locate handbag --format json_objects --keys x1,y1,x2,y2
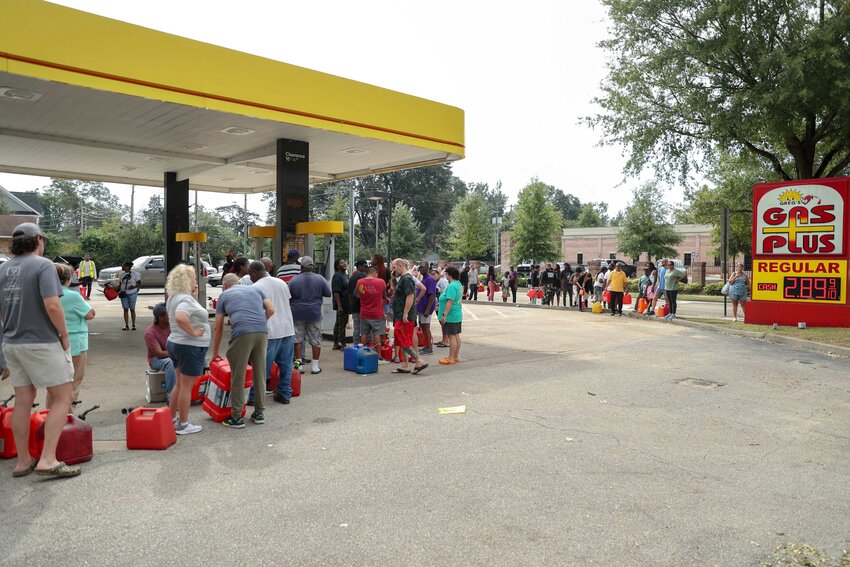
[
  {"x1": 721, "y1": 282, "x2": 729, "y2": 295},
  {"x1": 118, "y1": 290, "x2": 127, "y2": 298}
]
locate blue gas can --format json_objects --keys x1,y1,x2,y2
[
  {"x1": 355, "y1": 347, "x2": 379, "y2": 375},
  {"x1": 343, "y1": 345, "x2": 364, "y2": 372}
]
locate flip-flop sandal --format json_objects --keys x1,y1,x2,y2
[
  {"x1": 12, "y1": 461, "x2": 37, "y2": 478},
  {"x1": 391, "y1": 369, "x2": 411, "y2": 374},
  {"x1": 412, "y1": 363, "x2": 429, "y2": 375},
  {"x1": 35, "y1": 462, "x2": 81, "y2": 478},
  {"x1": 436, "y1": 343, "x2": 449, "y2": 348},
  {"x1": 438, "y1": 358, "x2": 456, "y2": 365}
]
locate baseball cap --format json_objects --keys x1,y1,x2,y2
[
  {"x1": 300, "y1": 256, "x2": 314, "y2": 267},
  {"x1": 355, "y1": 258, "x2": 368, "y2": 268},
  {"x1": 287, "y1": 249, "x2": 301, "y2": 260},
  {"x1": 12, "y1": 222, "x2": 44, "y2": 238},
  {"x1": 152, "y1": 302, "x2": 167, "y2": 322}
]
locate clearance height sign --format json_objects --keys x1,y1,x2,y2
[{"x1": 749, "y1": 177, "x2": 850, "y2": 326}]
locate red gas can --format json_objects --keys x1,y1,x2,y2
[
  {"x1": 269, "y1": 364, "x2": 301, "y2": 397},
  {"x1": 415, "y1": 327, "x2": 426, "y2": 347},
  {"x1": 203, "y1": 360, "x2": 253, "y2": 422},
  {"x1": 291, "y1": 368, "x2": 301, "y2": 397},
  {"x1": 0, "y1": 404, "x2": 16, "y2": 459},
  {"x1": 126, "y1": 407, "x2": 176, "y2": 450},
  {"x1": 380, "y1": 339, "x2": 392, "y2": 362},
  {"x1": 191, "y1": 373, "x2": 210, "y2": 403},
  {"x1": 32, "y1": 412, "x2": 93, "y2": 465},
  {"x1": 209, "y1": 358, "x2": 253, "y2": 385},
  {"x1": 656, "y1": 304, "x2": 670, "y2": 317},
  {"x1": 28, "y1": 409, "x2": 50, "y2": 459}
]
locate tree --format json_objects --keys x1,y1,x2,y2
[
  {"x1": 550, "y1": 188, "x2": 582, "y2": 223},
  {"x1": 576, "y1": 202, "x2": 609, "y2": 227},
  {"x1": 37, "y1": 179, "x2": 125, "y2": 239},
  {"x1": 384, "y1": 202, "x2": 424, "y2": 259},
  {"x1": 617, "y1": 182, "x2": 682, "y2": 262},
  {"x1": 511, "y1": 180, "x2": 562, "y2": 263},
  {"x1": 444, "y1": 191, "x2": 493, "y2": 260},
  {"x1": 139, "y1": 195, "x2": 163, "y2": 227},
  {"x1": 679, "y1": 153, "x2": 777, "y2": 257},
  {"x1": 589, "y1": 1, "x2": 850, "y2": 181}
]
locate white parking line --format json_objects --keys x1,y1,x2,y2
[
  {"x1": 462, "y1": 306, "x2": 479, "y2": 320},
  {"x1": 486, "y1": 306, "x2": 509, "y2": 318}
]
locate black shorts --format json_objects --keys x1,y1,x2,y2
[{"x1": 443, "y1": 321, "x2": 462, "y2": 335}]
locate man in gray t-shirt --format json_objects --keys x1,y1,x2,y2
[
  {"x1": 0, "y1": 222, "x2": 79, "y2": 478},
  {"x1": 288, "y1": 256, "x2": 332, "y2": 374},
  {"x1": 211, "y1": 273, "x2": 274, "y2": 428}
]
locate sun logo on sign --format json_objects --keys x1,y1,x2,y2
[{"x1": 778, "y1": 190, "x2": 803, "y2": 205}]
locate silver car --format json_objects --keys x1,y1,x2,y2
[{"x1": 98, "y1": 255, "x2": 210, "y2": 289}]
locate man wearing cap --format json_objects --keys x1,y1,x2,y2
[
  {"x1": 288, "y1": 256, "x2": 332, "y2": 374},
  {"x1": 276, "y1": 249, "x2": 302, "y2": 283},
  {"x1": 347, "y1": 259, "x2": 369, "y2": 344},
  {"x1": 145, "y1": 302, "x2": 177, "y2": 401},
  {"x1": 0, "y1": 223, "x2": 80, "y2": 478}
]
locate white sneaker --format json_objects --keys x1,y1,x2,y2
[{"x1": 175, "y1": 422, "x2": 202, "y2": 435}]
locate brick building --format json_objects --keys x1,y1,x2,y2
[{"x1": 501, "y1": 223, "x2": 723, "y2": 267}]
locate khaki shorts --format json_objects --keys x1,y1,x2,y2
[
  {"x1": 3, "y1": 342, "x2": 74, "y2": 389},
  {"x1": 294, "y1": 320, "x2": 323, "y2": 347}
]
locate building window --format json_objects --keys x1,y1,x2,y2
[
  {"x1": 684, "y1": 253, "x2": 692, "y2": 266},
  {"x1": 577, "y1": 253, "x2": 583, "y2": 265},
  {"x1": 609, "y1": 252, "x2": 617, "y2": 260}
]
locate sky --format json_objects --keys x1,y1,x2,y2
[{"x1": 0, "y1": 0, "x2": 666, "y2": 218}]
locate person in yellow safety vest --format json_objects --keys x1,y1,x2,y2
[{"x1": 79, "y1": 254, "x2": 96, "y2": 301}]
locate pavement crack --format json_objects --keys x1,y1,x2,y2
[{"x1": 468, "y1": 409, "x2": 623, "y2": 446}]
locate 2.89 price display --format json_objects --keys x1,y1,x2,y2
[{"x1": 783, "y1": 277, "x2": 841, "y2": 301}]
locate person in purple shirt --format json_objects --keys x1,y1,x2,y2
[
  {"x1": 288, "y1": 256, "x2": 332, "y2": 374},
  {"x1": 416, "y1": 263, "x2": 437, "y2": 354},
  {"x1": 509, "y1": 266, "x2": 518, "y2": 303}
]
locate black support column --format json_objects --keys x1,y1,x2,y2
[
  {"x1": 274, "y1": 138, "x2": 310, "y2": 266},
  {"x1": 163, "y1": 172, "x2": 190, "y2": 275}
]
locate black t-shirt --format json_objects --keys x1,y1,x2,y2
[
  {"x1": 348, "y1": 271, "x2": 368, "y2": 313},
  {"x1": 541, "y1": 270, "x2": 555, "y2": 286},
  {"x1": 332, "y1": 271, "x2": 350, "y2": 312},
  {"x1": 530, "y1": 271, "x2": 540, "y2": 287},
  {"x1": 459, "y1": 270, "x2": 469, "y2": 286}
]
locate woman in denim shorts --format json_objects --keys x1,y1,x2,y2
[
  {"x1": 727, "y1": 264, "x2": 750, "y2": 322},
  {"x1": 165, "y1": 264, "x2": 210, "y2": 435}
]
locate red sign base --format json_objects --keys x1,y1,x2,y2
[{"x1": 746, "y1": 301, "x2": 850, "y2": 328}]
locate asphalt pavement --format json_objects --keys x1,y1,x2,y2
[{"x1": 1, "y1": 292, "x2": 848, "y2": 566}]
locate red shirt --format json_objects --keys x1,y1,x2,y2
[
  {"x1": 357, "y1": 277, "x2": 387, "y2": 319},
  {"x1": 145, "y1": 323, "x2": 170, "y2": 365}
]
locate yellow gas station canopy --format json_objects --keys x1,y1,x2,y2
[{"x1": 0, "y1": 0, "x2": 464, "y2": 193}]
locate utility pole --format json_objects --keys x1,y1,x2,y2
[
  {"x1": 349, "y1": 185, "x2": 355, "y2": 271},
  {"x1": 193, "y1": 190, "x2": 198, "y2": 231},
  {"x1": 130, "y1": 184, "x2": 135, "y2": 224},
  {"x1": 243, "y1": 193, "x2": 248, "y2": 256},
  {"x1": 721, "y1": 206, "x2": 728, "y2": 318}
]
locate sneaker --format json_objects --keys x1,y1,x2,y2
[
  {"x1": 378, "y1": 359, "x2": 390, "y2": 365},
  {"x1": 222, "y1": 416, "x2": 245, "y2": 429},
  {"x1": 669, "y1": 314, "x2": 676, "y2": 320},
  {"x1": 172, "y1": 415, "x2": 179, "y2": 427},
  {"x1": 250, "y1": 411, "x2": 265, "y2": 424},
  {"x1": 273, "y1": 394, "x2": 291, "y2": 404},
  {"x1": 420, "y1": 347, "x2": 433, "y2": 355},
  {"x1": 311, "y1": 367, "x2": 322, "y2": 375},
  {"x1": 265, "y1": 387, "x2": 273, "y2": 395},
  {"x1": 175, "y1": 422, "x2": 202, "y2": 435},
  {"x1": 301, "y1": 358, "x2": 312, "y2": 365}
]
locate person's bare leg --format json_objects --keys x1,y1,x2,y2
[
  {"x1": 72, "y1": 352, "x2": 86, "y2": 401},
  {"x1": 311, "y1": 345, "x2": 321, "y2": 363},
  {"x1": 130, "y1": 309, "x2": 137, "y2": 327},
  {"x1": 177, "y1": 375, "x2": 193, "y2": 423},
  {"x1": 731, "y1": 300, "x2": 739, "y2": 320},
  {"x1": 11, "y1": 385, "x2": 36, "y2": 474},
  {"x1": 37, "y1": 382, "x2": 74, "y2": 470},
  {"x1": 449, "y1": 334, "x2": 460, "y2": 361},
  {"x1": 294, "y1": 342, "x2": 302, "y2": 361},
  {"x1": 168, "y1": 367, "x2": 184, "y2": 419},
  {"x1": 123, "y1": 309, "x2": 129, "y2": 327},
  {"x1": 422, "y1": 326, "x2": 433, "y2": 349}
]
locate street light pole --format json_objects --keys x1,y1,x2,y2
[{"x1": 492, "y1": 216, "x2": 502, "y2": 267}]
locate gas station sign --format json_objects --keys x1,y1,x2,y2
[{"x1": 748, "y1": 177, "x2": 850, "y2": 326}]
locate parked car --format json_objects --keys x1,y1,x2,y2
[
  {"x1": 98, "y1": 255, "x2": 209, "y2": 289},
  {"x1": 207, "y1": 270, "x2": 223, "y2": 287},
  {"x1": 0, "y1": 256, "x2": 8, "y2": 266}
]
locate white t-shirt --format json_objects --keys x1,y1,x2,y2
[
  {"x1": 595, "y1": 272, "x2": 606, "y2": 287},
  {"x1": 239, "y1": 274, "x2": 253, "y2": 286},
  {"x1": 166, "y1": 292, "x2": 211, "y2": 347},
  {"x1": 119, "y1": 270, "x2": 142, "y2": 295},
  {"x1": 251, "y1": 274, "x2": 294, "y2": 339},
  {"x1": 436, "y1": 276, "x2": 449, "y2": 294}
]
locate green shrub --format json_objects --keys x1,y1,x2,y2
[
  {"x1": 703, "y1": 282, "x2": 724, "y2": 296},
  {"x1": 517, "y1": 274, "x2": 528, "y2": 288},
  {"x1": 627, "y1": 278, "x2": 640, "y2": 293},
  {"x1": 678, "y1": 282, "x2": 703, "y2": 294}
]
